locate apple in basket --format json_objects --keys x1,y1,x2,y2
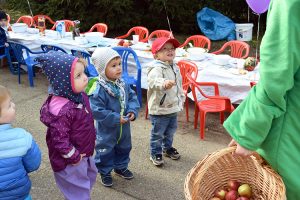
[
  {"x1": 210, "y1": 198, "x2": 222, "y2": 200},
  {"x1": 214, "y1": 188, "x2": 227, "y2": 199},
  {"x1": 238, "y1": 184, "x2": 252, "y2": 198},
  {"x1": 225, "y1": 190, "x2": 239, "y2": 200},
  {"x1": 228, "y1": 180, "x2": 240, "y2": 191},
  {"x1": 244, "y1": 57, "x2": 258, "y2": 71}
]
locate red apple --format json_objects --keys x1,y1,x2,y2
[
  {"x1": 215, "y1": 189, "x2": 227, "y2": 200},
  {"x1": 227, "y1": 180, "x2": 240, "y2": 191},
  {"x1": 225, "y1": 190, "x2": 239, "y2": 200},
  {"x1": 236, "y1": 197, "x2": 249, "y2": 200},
  {"x1": 238, "y1": 184, "x2": 252, "y2": 198},
  {"x1": 123, "y1": 42, "x2": 130, "y2": 47},
  {"x1": 118, "y1": 40, "x2": 124, "y2": 46}
]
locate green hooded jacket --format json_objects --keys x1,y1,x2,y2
[{"x1": 223, "y1": 0, "x2": 300, "y2": 199}]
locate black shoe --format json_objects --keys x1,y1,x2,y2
[
  {"x1": 100, "y1": 173, "x2": 113, "y2": 187},
  {"x1": 150, "y1": 154, "x2": 164, "y2": 166},
  {"x1": 114, "y1": 168, "x2": 134, "y2": 180},
  {"x1": 163, "y1": 147, "x2": 180, "y2": 160}
]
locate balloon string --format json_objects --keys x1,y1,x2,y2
[
  {"x1": 27, "y1": 0, "x2": 34, "y2": 17},
  {"x1": 255, "y1": 14, "x2": 260, "y2": 65},
  {"x1": 248, "y1": 7, "x2": 250, "y2": 22},
  {"x1": 163, "y1": 0, "x2": 173, "y2": 37}
]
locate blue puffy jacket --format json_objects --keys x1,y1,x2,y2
[{"x1": 0, "y1": 124, "x2": 41, "y2": 200}]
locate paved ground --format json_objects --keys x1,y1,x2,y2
[{"x1": 0, "y1": 67, "x2": 232, "y2": 200}]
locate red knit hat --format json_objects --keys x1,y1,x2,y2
[{"x1": 151, "y1": 37, "x2": 180, "y2": 54}]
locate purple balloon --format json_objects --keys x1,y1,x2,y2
[{"x1": 246, "y1": 0, "x2": 271, "y2": 14}]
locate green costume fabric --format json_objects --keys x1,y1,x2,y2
[{"x1": 223, "y1": 0, "x2": 300, "y2": 199}]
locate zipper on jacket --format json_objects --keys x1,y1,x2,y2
[
  {"x1": 77, "y1": 103, "x2": 89, "y2": 113},
  {"x1": 160, "y1": 93, "x2": 167, "y2": 105}
]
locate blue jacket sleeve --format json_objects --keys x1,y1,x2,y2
[
  {"x1": 89, "y1": 86, "x2": 121, "y2": 127},
  {"x1": 22, "y1": 139, "x2": 41, "y2": 173},
  {"x1": 125, "y1": 85, "x2": 140, "y2": 120}
]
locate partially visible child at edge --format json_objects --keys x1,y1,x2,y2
[
  {"x1": 225, "y1": 0, "x2": 300, "y2": 199},
  {"x1": 147, "y1": 37, "x2": 185, "y2": 166},
  {"x1": 37, "y1": 52, "x2": 97, "y2": 200},
  {"x1": 0, "y1": 11, "x2": 9, "y2": 55},
  {"x1": 0, "y1": 85, "x2": 41, "y2": 200},
  {"x1": 86, "y1": 47, "x2": 140, "y2": 187}
]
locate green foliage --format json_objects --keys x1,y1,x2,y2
[{"x1": 5, "y1": 0, "x2": 266, "y2": 36}]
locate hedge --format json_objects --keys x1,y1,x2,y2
[{"x1": 5, "y1": 0, "x2": 266, "y2": 36}]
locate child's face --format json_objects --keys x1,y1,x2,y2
[
  {"x1": 105, "y1": 57, "x2": 122, "y2": 81},
  {"x1": 0, "y1": 96, "x2": 16, "y2": 124},
  {"x1": 73, "y1": 62, "x2": 88, "y2": 93},
  {"x1": 0, "y1": 19, "x2": 7, "y2": 27},
  {"x1": 155, "y1": 42, "x2": 176, "y2": 62}
]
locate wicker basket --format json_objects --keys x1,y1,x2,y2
[{"x1": 184, "y1": 147, "x2": 286, "y2": 200}]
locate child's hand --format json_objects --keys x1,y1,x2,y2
[
  {"x1": 228, "y1": 139, "x2": 253, "y2": 157},
  {"x1": 163, "y1": 80, "x2": 176, "y2": 90},
  {"x1": 126, "y1": 112, "x2": 135, "y2": 121},
  {"x1": 4, "y1": 43, "x2": 9, "y2": 47},
  {"x1": 120, "y1": 116, "x2": 129, "y2": 124},
  {"x1": 72, "y1": 153, "x2": 86, "y2": 166}
]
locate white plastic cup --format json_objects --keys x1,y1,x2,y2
[{"x1": 132, "y1": 34, "x2": 139, "y2": 44}]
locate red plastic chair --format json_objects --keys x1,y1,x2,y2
[
  {"x1": 16, "y1": 16, "x2": 34, "y2": 27},
  {"x1": 33, "y1": 15, "x2": 55, "y2": 28},
  {"x1": 250, "y1": 82, "x2": 257, "y2": 88},
  {"x1": 186, "y1": 73, "x2": 235, "y2": 140},
  {"x1": 148, "y1": 30, "x2": 173, "y2": 40},
  {"x1": 179, "y1": 35, "x2": 211, "y2": 50},
  {"x1": 7, "y1": 14, "x2": 11, "y2": 31},
  {"x1": 116, "y1": 26, "x2": 149, "y2": 42},
  {"x1": 7, "y1": 14, "x2": 10, "y2": 24},
  {"x1": 87, "y1": 23, "x2": 108, "y2": 36},
  {"x1": 51, "y1": 20, "x2": 75, "y2": 32},
  {"x1": 212, "y1": 40, "x2": 250, "y2": 59},
  {"x1": 177, "y1": 60, "x2": 199, "y2": 122}
]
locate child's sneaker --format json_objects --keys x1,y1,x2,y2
[
  {"x1": 100, "y1": 173, "x2": 113, "y2": 187},
  {"x1": 150, "y1": 154, "x2": 164, "y2": 166},
  {"x1": 114, "y1": 168, "x2": 134, "y2": 180},
  {"x1": 163, "y1": 147, "x2": 180, "y2": 160}
]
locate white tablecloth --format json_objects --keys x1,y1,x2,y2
[
  {"x1": 8, "y1": 30, "x2": 120, "y2": 52},
  {"x1": 127, "y1": 50, "x2": 259, "y2": 104},
  {"x1": 8, "y1": 31, "x2": 259, "y2": 104}
]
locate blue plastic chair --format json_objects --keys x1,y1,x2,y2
[
  {"x1": 0, "y1": 45, "x2": 14, "y2": 74},
  {"x1": 41, "y1": 44, "x2": 67, "y2": 53},
  {"x1": 9, "y1": 42, "x2": 44, "y2": 87},
  {"x1": 71, "y1": 49, "x2": 98, "y2": 77},
  {"x1": 112, "y1": 47, "x2": 142, "y2": 106}
]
